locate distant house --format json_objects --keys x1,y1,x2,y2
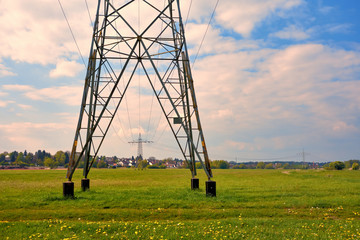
[{"x1": 165, "y1": 163, "x2": 176, "y2": 168}]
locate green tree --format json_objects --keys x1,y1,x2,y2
[
  {"x1": 96, "y1": 159, "x2": 107, "y2": 168},
  {"x1": 195, "y1": 162, "x2": 202, "y2": 169},
  {"x1": 265, "y1": 163, "x2": 274, "y2": 169},
  {"x1": 64, "y1": 151, "x2": 70, "y2": 164},
  {"x1": 10, "y1": 151, "x2": 18, "y2": 162},
  {"x1": 233, "y1": 164, "x2": 246, "y2": 169},
  {"x1": 36, "y1": 158, "x2": 44, "y2": 166},
  {"x1": 329, "y1": 161, "x2": 345, "y2": 170},
  {"x1": 239, "y1": 163, "x2": 247, "y2": 169},
  {"x1": 352, "y1": 162, "x2": 359, "y2": 170},
  {"x1": 14, "y1": 152, "x2": 27, "y2": 167},
  {"x1": 219, "y1": 160, "x2": 230, "y2": 169},
  {"x1": 211, "y1": 161, "x2": 218, "y2": 169},
  {"x1": 257, "y1": 162, "x2": 265, "y2": 169},
  {"x1": 211, "y1": 160, "x2": 229, "y2": 169},
  {"x1": 24, "y1": 153, "x2": 34, "y2": 165},
  {"x1": 345, "y1": 160, "x2": 360, "y2": 169},
  {"x1": 0, "y1": 153, "x2": 5, "y2": 162},
  {"x1": 140, "y1": 159, "x2": 148, "y2": 169},
  {"x1": 54, "y1": 151, "x2": 66, "y2": 166},
  {"x1": 283, "y1": 163, "x2": 290, "y2": 169},
  {"x1": 44, "y1": 157, "x2": 58, "y2": 169},
  {"x1": 16, "y1": 152, "x2": 25, "y2": 162},
  {"x1": 136, "y1": 160, "x2": 148, "y2": 170}
]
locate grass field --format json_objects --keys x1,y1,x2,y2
[{"x1": 1, "y1": 168, "x2": 360, "y2": 239}]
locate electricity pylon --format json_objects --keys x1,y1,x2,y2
[
  {"x1": 63, "y1": 0, "x2": 215, "y2": 197},
  {"x1": 128, "y1": 133, "x2": 152, "y2": 160}
]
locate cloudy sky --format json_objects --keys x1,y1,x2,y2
[{"x1": 0, "y1": 0, "x2": 359, "y2": 162}]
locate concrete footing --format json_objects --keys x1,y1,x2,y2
[
  {"x1": 63, "y1": 181, "x2": 74, "y2": 198},
  {"x1": 206, "y1": 180, "x2": 216, "y2": 197},
  {"x1": 191, "y1": 178, "x2": 199, "y2": 190},
  {"x1": 81, "y1": 178, "x2": 90, "y2": 191}
]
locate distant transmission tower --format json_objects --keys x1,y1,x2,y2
[
  {"x1": 63, "y1": 0, "x2": 215, "y2": 197},
  {"x1": 129, "y1": 133, "x2": 152, "y2": 160},
  {"x1": 297, "y1": 148, "x2": 310, "y2": 168}
]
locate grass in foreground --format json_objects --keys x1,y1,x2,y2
[{"x1": 1, "y1": 168, "x2": 360, "y2": 239}]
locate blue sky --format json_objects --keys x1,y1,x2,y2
[{"x1": 0, "y1": 0, "x2": 359, "y2": 162}]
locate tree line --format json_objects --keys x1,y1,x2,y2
[
  {"x1": 230, "y1": 160, "x2": 360, "y2": 170},
  {"x1": 0, "y1": 150, "x2": 108, "y2": 169},
  {"x1": 1, "y1": 150, "x2": 358, "y2": 170}
]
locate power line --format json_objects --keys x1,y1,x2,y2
[
  {"x1": 84, "y1": 0, "x2": 93, "y2": 26},
  {"x1": 111, "y1": 0, "x2": 135, "y2": 142},
  {"x1": 138, "y1": 0, "x2": 141, "y2": 137},
  {"x1": 184, "y1": 0, "x2": 193, "y2": 26},
  {"x1": 57, "y1": 0, "x2": 87, "y2": 67},
  {"x1": 145, "y1": 0, "x2": 167, "y2": 142},
  {"x1": 297, "y1": 148, "x2": 310, "y2": 162},
  {"x1": 192, "y1": 0, "x2": 220, "y2": 67}
]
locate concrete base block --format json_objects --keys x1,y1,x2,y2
[
  {"x1": 81, "y1": 178, "x2": 90, "y2": 191},
  {"x1": 206, "y1": 180, "x2": 216, "y2": 197},
  {"x1": 63, "y1": 181, "x2": 74, "y2": 198},
  {"x1": 191, "y1": 178, "x2": 199, "y2": 190}
]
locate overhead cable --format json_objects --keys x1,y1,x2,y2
[
  {"x1": 145, "y1": 0, "x2": 167, "y2": 141},
  {"x1": 84, "y1": 0, "x2": 93, "y2": 26},
  {"x1": 192, "y1": 0, "x2": 220, "y2": 67},
  {"x1": 184, "y1": 0, "x2": 193, "y2": 26},
  {"x1": 57, "y1": 0, "x2": 87, "y2": 67}
]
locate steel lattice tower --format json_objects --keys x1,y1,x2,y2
[
  {"x1": 128, "y1": 133, "x2": 152, "y2": 160},
  {"x1": 63, "y1": 0, "x2": 215, "y2": 197}
]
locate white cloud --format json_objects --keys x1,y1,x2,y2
[
  {"x1": 2, "y1": 84, "x2": 34, "y2": 91},
  {"x1": 0, "y1": 121, "x2": 76, "y2": 153},
  {"x1": 0, "y1": 122, "x2": 70, "y2": 132},
  {"x1": 17, "y1": 104, "x2": 33, "y2": 110},
  {"x1": 0, "y1": 62, "x2": 16, "y2": 77},
  {"x1": 319, "y1": 6, "x2": 333, "y2": 14},
  {"x1": 272, "y1": 25, "x2": 310, "y2": 40},
  {"x1": 49, "y1": 59, "x2": 84, "y2": 78},
  {"x1": 0, "y1": 0, "x2": 94, "y2": 65},
  {"x1": 24, "y1": 85, "x2": 83, "y2": 106},
  {"x1": 185, "y1": 23, "x2": 261, "y2": 57},
  {"x1": 192, "y1": 43, "x2": 360, "y2": 155},
  {"x1": 2, "y1": 84, "x2": 84, "y2": 107},
  {"x1": 0, "y1": 100, "x2": 8, "y2": 107},
  {"x1": 214, "y1": 0, "x2": 304, "y2": 37},
  {"x1": 324, "y1": 24, "x2": 352, "y2": 34}
]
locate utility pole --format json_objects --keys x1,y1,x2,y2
[
  {"x1": 128, "y1": 133, "x2": 152, "y2": 161},
  {"x1": 63, "y1": 0, "x2": 215, "y2": 197},
  {"x1": 297, "y1": 148, "x2": 310, "y2": 169}
]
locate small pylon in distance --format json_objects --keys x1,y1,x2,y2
[{"x1": 129, "y1": 133, "x2": 153, "y2": 161}]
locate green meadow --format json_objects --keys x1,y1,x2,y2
[{"x1": 1, "y1": 168, "x2": 360, "y2": 239}]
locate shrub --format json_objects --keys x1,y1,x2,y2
[
  {"x1": 283, "y1": 163, "x2": 291, "y2": 169},
  {"x1": 352, "y1": 162, "x2": 359, "y2": 170},
  {"x1": 265, "y1": 163, "x2": 274, "y2": 169},
  {"x1": 256, "y1": 162, "x2": 265, "y2": 169},
  {"x1": 211, "y1": 160, "x2": 230, "y2": 169},
  {"x1": 233, "y1": 164, "x2": 247, "y2": 169},
  {"x1": 329, "y1": 161, "x2": 345, "y2": 170}
]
